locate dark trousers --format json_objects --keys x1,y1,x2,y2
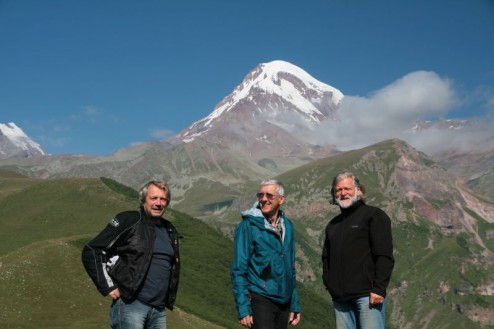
[{"x1": 251, "y1": 292, "x2": 290, "y2": 329}]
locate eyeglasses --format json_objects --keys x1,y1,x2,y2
[{"x1": 256, "y1": 192, "x2": 280, "y2": 200}]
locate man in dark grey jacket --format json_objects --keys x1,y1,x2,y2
[
  {"x1": 322, "y1": 172, "x2": 394, "y2": 329},
  {"x1": 82, "y1": 180, "x2": 180, "y2": 329}
]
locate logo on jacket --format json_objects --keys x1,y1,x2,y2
[{"x1": 109, "y1": 218, "x2": 120, "y2": 227}]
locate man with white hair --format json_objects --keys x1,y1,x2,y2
[
  {"x1": 231, "y1": 179, "x2": 301, "y2": 329},
  {"x1": 322, "y1": 171, "x2": 394, "y2": 329}
]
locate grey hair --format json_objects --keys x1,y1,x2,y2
[
  {"x1": 260, "y1": 179, "x2": 285, "y2": 196},
  {"x1": 139, "y1": 180, "x2": 171, "y2": 206},
  {"x1": 330, "y1": 171, "x2": 365, "y2": 204}
]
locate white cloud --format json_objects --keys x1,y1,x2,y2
[
  {"x1": 370, "y1": 71, "x2": 455, "y2": 117},
  {"x1": 405, "y1": 123, "x2": 494, "y2": 154},
  {"x1": 312, "y1": 71, "x2": 493, "y2": 155}
]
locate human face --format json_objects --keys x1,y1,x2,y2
[
  {"x1": 334, "y1": 177, "x2": 361, "y2": 209},
  {"x1": 143, "y1": 184, "x2": 169, "y2": 218},
  {"x1": 257, "y1": 184, "x2": 285, "y2": 220}
]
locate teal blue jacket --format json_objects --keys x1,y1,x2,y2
[{"x1": 230, "y1": 203, "x2": 301, "y2": 319}]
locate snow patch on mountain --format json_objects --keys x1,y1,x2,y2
[
  {"x1": 411, "y1": 119, "x2": 471, "y2": 132},
  {"x1": 181, "y1": 60, "x2": 343, "y2": 143},
  {"x1": 0, "y1": 122, "x2": 45, "y2": 157}
]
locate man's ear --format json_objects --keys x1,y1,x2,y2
[{"x1": 279, "y1": 195, "x2": 286, "y2": 205}]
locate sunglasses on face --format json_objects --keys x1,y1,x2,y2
[{"x1": 256, "y1": 192, "x2": 280, "y2": 200}]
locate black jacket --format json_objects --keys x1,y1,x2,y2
[
  {"x1": 81, "y1": 208, "x2": 180, "y2": 310},
  {"x1": 322, "y1": 201, "x2": 394, "y2": 302}
]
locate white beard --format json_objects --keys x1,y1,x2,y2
[{"x1": 336, "y1": 193, "x2": 359, "y2": 209}]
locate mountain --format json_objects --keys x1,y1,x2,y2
[
  {"x1": 434, "y1": 147, "x2": 494, "y2": 203},
  {"x1": 0, "y1": 122, "x2": 45, "y2": 159},
  {"x1": 430, "y1": 131, "x2": 494, "y2": 202},
  {"x1": 411, "y1": 118, "x2": 476, "y2": 132},
  {"x1": 172, "y1": 60, "x2": 342, "y2": 160}
]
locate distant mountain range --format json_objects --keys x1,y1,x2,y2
[{"x1": 1, "y1": 60, "x2": 492, "y2": 202}]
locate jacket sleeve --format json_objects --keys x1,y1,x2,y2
[
  {"x1": 230, "y1": 220, "x2": 253, "y2": 319},
  {"x1": 370, "y1": 207, "x2": 395, "y2": 298},
  {"x1": 288, "y1": 224, "x2": 301, "y2": 313},
  {"x1": 165, "y1": 220, "x2": 181, "y2": 310},
  {"x1": 81, "y1": 216, "x2": 126, "y2": 296},
  {"x1": 321, "y1": 231, "x2": 329, "y2": 290}
]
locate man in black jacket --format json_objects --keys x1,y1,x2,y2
[
  {"x1": 322, "y1": 172, "x2": 394, "y2": 329},
  {"x1": 82, "y1": 180, "x2": 180, "y2": 329}
]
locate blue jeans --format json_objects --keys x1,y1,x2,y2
[
  {"x1": 333, "y1": 296, "x2": 386, "y2": 329},
  {"x1": 110, "y1": 299, "x2": 166, "y2": 329}
]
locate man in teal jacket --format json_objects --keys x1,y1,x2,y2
[{"x1": 231, "y1": 179, "x2": 301, "y2": 329}]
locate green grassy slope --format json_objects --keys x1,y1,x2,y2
[
  {"x1": 386, "y1": 220, "x2": 484, "y2": 328},
  {"x1": 0, "y1": 177, "x2": 135, "y2": 257},
  {"x1": 0, "y1": 237, "x2": 226, "y2": 329},
  {"x1": 0, "y1": 169, "x2": 42, "y2": 199}
]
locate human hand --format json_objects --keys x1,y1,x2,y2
[
  {"x1": 370, "y1": 292, "x2": 384, "y2": 305},
  {"x1": 289, "y1": 312, "x2": 301, "y2": 326},
  {"x1": 239, "y1": 314, "x2": 253, "y2": 328},
  {"x1": 108, "y1": 288, "x2": 120, "y2": 300}
]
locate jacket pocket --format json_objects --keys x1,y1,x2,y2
[{"x1": 261, "y1": 264, "x2": 271, "y2": 279}]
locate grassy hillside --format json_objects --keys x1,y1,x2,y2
[
  {"x1": 387, "y1": 220, "x2": 485, "y2": 328},
  {"x1": 0, "y1": 174, "x2": 334, "y2": 328},
  {"x1": 0, "y1": 176, "x2": 135, "y2": 256}
]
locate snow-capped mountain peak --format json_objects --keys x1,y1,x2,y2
[
  {"x1": 180, "y1": 60, "x2": 343, "y2": 143},
  {"x1": 0, "y1": 122, "x2": 45, "y2": 158}
]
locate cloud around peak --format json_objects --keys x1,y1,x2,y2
[{"x1": 313, "y1": 70, "x2": 493, "y2": 155}]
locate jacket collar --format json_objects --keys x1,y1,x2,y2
[
  {"x1": 139, "y1": 207, "x2": 165, "y2": 226},
  {"x1": 241, "y1": 202, "x2": 285, "y2": 230},
  {"x1": 340, "y1": 199, "x2": 365, "y2": 214}
]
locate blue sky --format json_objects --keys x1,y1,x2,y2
[{"x1": 1, "y1": 0, "x2": 493, "y2": 155}]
